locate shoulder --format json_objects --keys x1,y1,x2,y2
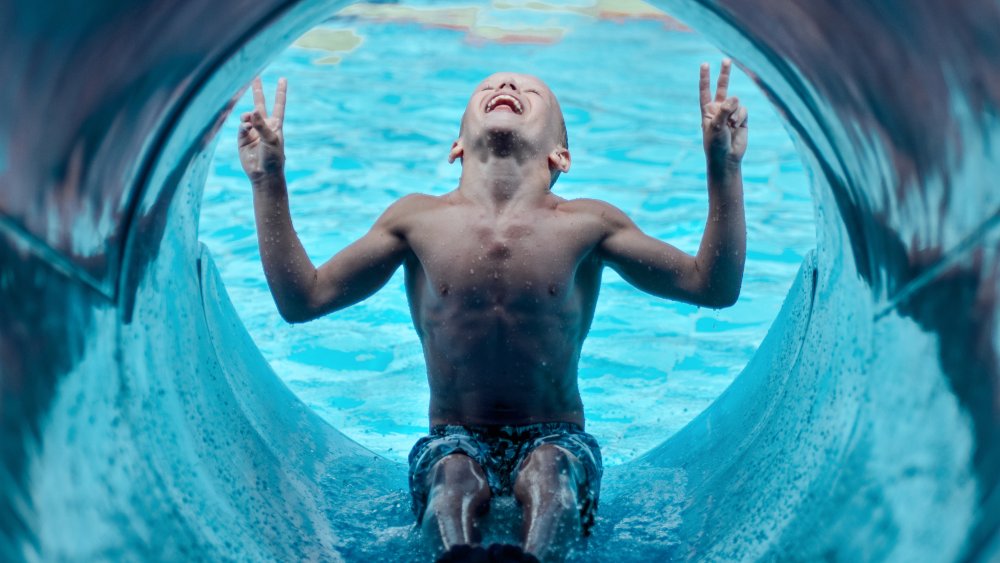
[
  {"x1": 556, "y1": 197, "x2": 636, "y2": 232},
  {"x1": 385, "y1": 192, "x2": 445, "y2": 214},
  {"x1": 376, "y1": 193, "x2": 448, "y2": 231}
]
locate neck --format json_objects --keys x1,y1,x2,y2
[{"x1": 459, "y1": 131, "x2": 551, "y2": 211}]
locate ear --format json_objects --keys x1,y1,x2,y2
[
  {"x1": 548, "y1": 146, "x2": 571, "y2": 174},
  {"x1": 448, "y1": 140, "x2": 464, "y2": 164}
]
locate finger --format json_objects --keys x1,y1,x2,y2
[
  {"x1": 237, "y1": 120, "x2": 256, "y2": 146},
  {"x1": 252, "y1": 77, "x2": 268, "y2": 118},
  {"x1": 734, "y1": 106, "x2": 748, "y2": 128},
  {"x1": 714, "y1": 59, "x2": 731, "y2": 103},
  {"x1": 272, "y1": 78, "x2": 287, "y2": 126},
  {"x1": 699, "y1": 63, "x2": 711, "y2": 108},
  {"x1": 733, "y1": 108, "x2": 749, "y2": 145},
  {"x1": 728, "y1": 106, "x2": 747, "y2": 127},
  {"x1": 239, "y1": 112, "x2": 253, "y2": 131},
  {"x1": 251, "y1": 110, "x2": 279, "y2": 144},
  {"x1": 712, "y1": 97, "x2": 739, "y2": 129}
]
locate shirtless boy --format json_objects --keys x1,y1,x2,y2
[{"x1": 237, "y1": 61, "x2": 747, "y2": 562}]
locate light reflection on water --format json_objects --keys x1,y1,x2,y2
[{"x1": 200, "y1": 2, "x2": 814, "y2": 465}]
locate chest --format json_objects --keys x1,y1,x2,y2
[{"x1": 407, "y1": 210, "x2": 600, "y2": 299}]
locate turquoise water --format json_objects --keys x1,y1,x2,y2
[{"x1": 200, "y1": 2, "x2": 814, "y2": 466}]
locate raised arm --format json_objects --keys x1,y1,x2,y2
[
  {"x1": 599, "y1": 60, "x2": 747, "y2": 309},
  {"x1": 238, "y1": 77, "x2": 410, "y2": 323}
]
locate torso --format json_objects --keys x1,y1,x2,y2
[{"x1": 398, "y1": 191, "x2": 608, "y2": 427}]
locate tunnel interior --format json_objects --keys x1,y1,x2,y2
[{"x1": 1, "y1": 0, "x2": 998, "y2": 561}]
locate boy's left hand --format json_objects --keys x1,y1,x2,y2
[{"x1": 700, "y1": 59, "x2": 749, "y2": 168}]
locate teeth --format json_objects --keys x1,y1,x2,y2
[{"x1": 487, "y1": 94, "x2": 522, "y2": 114}]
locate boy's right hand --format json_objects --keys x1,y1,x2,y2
[
  {"x1": 238, "y1": 77, "x2": 287, "y2": 183},
  {"x1": 700, "y1": 60, "x2": 748, "y2": 170}
]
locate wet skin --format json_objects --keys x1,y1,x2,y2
[
  {"x1": 402, "y1": 189, "x2": 602, "y2": 427},
  {"x1": 238, "y1": 67, "x2": 748, "y2": 561}
]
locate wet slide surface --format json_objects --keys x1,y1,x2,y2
[{"x1": 1, "y1": 0, "x2": 998, "y2": 561}]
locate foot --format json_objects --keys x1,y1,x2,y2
[
  {"x1": 434, "y1": 543, "x2": 541, "y2": 563},
  {"x1": 435, "y1": 544, "x2": 490, "y2": 563},
  {"x1": 486, "y1": 543, "x2": 541, "y2": 563}
]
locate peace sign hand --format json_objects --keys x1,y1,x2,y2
[
  {"x1": 700, "y1": 59, "x2": 748, "y2": 167},
  {"x1": 238, "y1": 77, "x2": 287, "y2": 183}
]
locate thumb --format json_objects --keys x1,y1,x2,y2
[
  {"x1": 711, "y1": 97, "x2": 739, "y2": 130},
  {"x1": 251, "y1": 110, "x2": 279, "y2": 144}
]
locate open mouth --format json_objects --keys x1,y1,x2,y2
[{"x1": 486, "y1": 93, "x2": 523, "y2": 114}]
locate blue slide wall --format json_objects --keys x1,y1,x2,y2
[{"x1": 1, "y1": 0, "x2": 997, "y2": 560}]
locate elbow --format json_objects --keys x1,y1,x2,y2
[
  {"x1": 273, "y1": 276, "x2": 332, "y2": 323},
  {"x1": 277, "y1": 306, "x2": 308, "y2": 324},
  {"x1": 278, "y1": 308, "x2": 311, "y2": 324},
  {"x1": 700, "y1": 287, "x2": 740, "y2": 309},
  {"x1": 276, "y1": 289, "x2": 339, "y2": 324},
  {"x1": 716, "y1": 292, "x2": 740, "y2": 309},
  {"x1": 275, "y1": 298, "x2": 317, "y2": 324}
]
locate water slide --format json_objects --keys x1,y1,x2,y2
[{"x1": 2, "y1": 0, "x2": 997, "y2": 560}]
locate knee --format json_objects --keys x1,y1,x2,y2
[
  {"x1": 524, "y1": 445, "x2": 579, "y2": 477},
  {"x1": 514, "y1": 445, "x2": 581, "y2": 502},
  {"x1": 428, "y1": 454, "x2": 490, "y2": 501}
]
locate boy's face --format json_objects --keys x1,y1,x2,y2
[{"x1": 457, "y1": 72, "x2": 566, "y2": 154}]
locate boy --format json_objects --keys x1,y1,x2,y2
[{"x1": 237, "y1": 62, "x2": 747, "y2": 562}]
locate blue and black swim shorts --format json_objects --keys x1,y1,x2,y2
[{"x1": 407, "y1": 422, "x2": 603, "y2": 535}]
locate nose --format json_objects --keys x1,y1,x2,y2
[{"x1": 498, "y1": 80, "x2": 518, "y2": 92}]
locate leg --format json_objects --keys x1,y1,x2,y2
[
  {"x1": 513, "y1": 445, "x2": 584, "y2": 562},
  {"x1": 421, "y1": 453, "x2": 492, "y2": 553}
]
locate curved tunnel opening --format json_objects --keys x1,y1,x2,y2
[
  {"x1": 3, "y1": 0, "x2": 997, "y2": 560},
  {"x1": 114, "y1": 2, "x2": 835, "y2": 558}
]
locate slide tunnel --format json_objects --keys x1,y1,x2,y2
[{"x1": 1, "y1": 0, "x2": 998, "y2": 560}]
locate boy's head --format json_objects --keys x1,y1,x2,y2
[{"x1": 449, "y1": 72, "x2": 570, "y2": 187}]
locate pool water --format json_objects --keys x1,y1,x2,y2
[{"x1": 200, "y1": 0, "x2": 814, "y2": 466}]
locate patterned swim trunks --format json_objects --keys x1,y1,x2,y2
[{"x1": 408, "y1": 422, "x2": 603, "y2": 535}]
